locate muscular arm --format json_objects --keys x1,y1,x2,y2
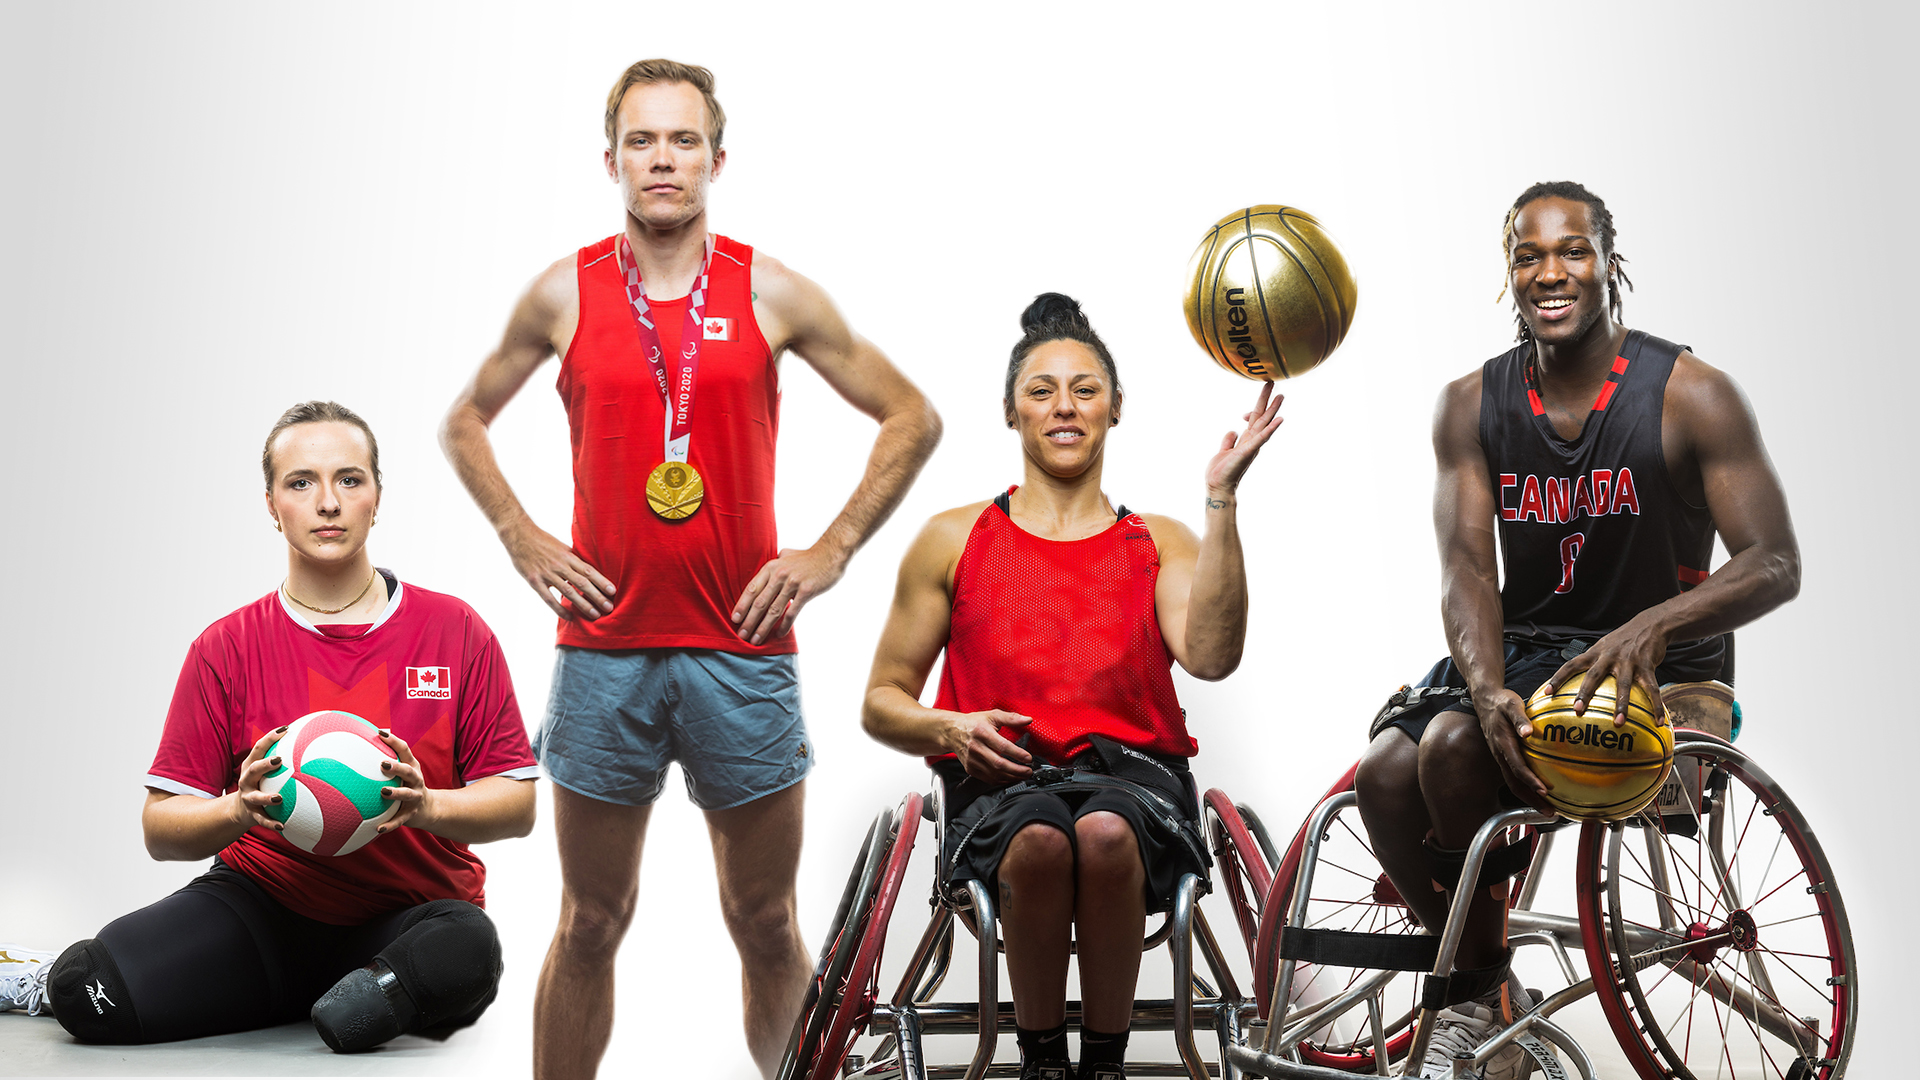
[
  {"x1": 861, "y1": 506, "x2": 1034, "y2": 784},
  {"x1": 1434, "y1": 372, "x2": 1554, "y2": 808},
  {"x1": 1154, "y1": 384, "x2": 1286, "y2": 680},
  {"x1": 1547, "y1": 354, "x2": 1801, "y2": 713},
  {"x1": 440, "y1": 259, "x2": 616, "y2": 620},
  {"x1": 732, "y1": 254, "x2": 943, "y2": 644}
]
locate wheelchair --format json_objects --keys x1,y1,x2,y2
[
  {"x1": 1229, "y1": 726, "x2": 1857, "y2": 1079},
  {"x1": 776, "y1": 766, "x2": 1282, "y2": 1080}
]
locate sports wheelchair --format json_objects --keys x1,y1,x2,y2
[
  {"x1": 777, "y1": 767, "x2": 1282, "y2": 1080},
  {"x1": 1230, "y1": 726, "x2": 1857, "y2": 1079}
]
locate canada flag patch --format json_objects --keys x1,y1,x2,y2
[
  {"x1": 406, "y1": 667, "x2": 452, "y2": 700},
  {"x1": 702, "y1": 316, "x2": 735, "y2": 341}
]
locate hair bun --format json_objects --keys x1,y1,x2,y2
[{"x1": 1019, "y1": 292, "x2": 1088, "y2": 335}]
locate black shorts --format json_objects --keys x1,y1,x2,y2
[
  {"x1": 1373, "y1": 637, "x2": 1728, "y2": 745},
  {"x1": 936, "y1": 736, "x2": 1208, "y2": 915}
]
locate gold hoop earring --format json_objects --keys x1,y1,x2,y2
[{"x1": 273, "y1": 521, "x2": 282, "y2": 532}]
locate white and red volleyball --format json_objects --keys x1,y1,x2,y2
[{"x1": 260, "y1": 710, "x2": 401, "y2": 856}]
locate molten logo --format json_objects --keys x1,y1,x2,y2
[
  {"x1": 1537, "y1": 720, "x2": 1636, "y2": 752},
  {"x1": 1224, "y1": 289, "x2": 1269, "y2": 377}
]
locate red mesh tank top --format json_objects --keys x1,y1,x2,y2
[
  {"x1": 554, "y1": 234, "x2": 792, "y2": 653},
  {"x1": 932, "y1": 490, "x2": 1193, "y2": 764}
]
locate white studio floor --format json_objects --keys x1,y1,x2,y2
[{"x1": 0, "y1": 1018, "x2": 501, "y2": 1077}]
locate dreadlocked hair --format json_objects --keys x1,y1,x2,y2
[{"x1": 1497, "y1": 180, "x2": 1634, "y2": 342}]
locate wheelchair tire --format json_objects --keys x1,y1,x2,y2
[
  {"x1": 778, "y1": 793, "x2": 923, "y2": 1080},
  {"x1": 777, "y1": 807, "x2": 890, "y2": 1080},
  {"x1": 1203, "y1": 788, "x2": 1273, "y2": 969},
  {"x1": 1575, "y1": 734, "x2": 1857, "y2": 1080}
]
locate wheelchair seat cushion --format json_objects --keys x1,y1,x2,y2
[{"x1": 936, "y1": 735, "x2": 1208, "y2": 915}]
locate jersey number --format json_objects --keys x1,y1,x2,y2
[{"x1": 1554, "y1": 533, "x2": 1585, "y2": 594}]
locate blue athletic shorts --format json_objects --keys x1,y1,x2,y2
[{"x1": 535, "y1": 647, "x2": 813, "y2": 810}]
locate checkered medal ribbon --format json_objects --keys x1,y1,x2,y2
[{"x1": 616, "y1": 235, "x2": 714, "y2": 464}]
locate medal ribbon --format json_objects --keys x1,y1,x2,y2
[{"x1": 616, "y1": 234, "x2": 715, "y2": 465}]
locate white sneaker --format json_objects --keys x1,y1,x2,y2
[
  {"x1": 1418, "y1": 1000, "x2": 1533, "y2": 1080},
  {"x1": 0, "y1": 944, "x2": 57, "y2": 1016}
]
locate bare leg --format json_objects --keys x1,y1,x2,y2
[
  {"x1": 1355, "y1": 730, "x2": 1450, "y2": 933},
  {"x1": 1072, "y1": 811, "x2": 1146, "y2": 1033},
  {"x1": 533, "y1": 786, "x2": 652, "y2": 1080},
  {"x1": 706, "y1": 781, "x2": 811, "y2": 1078},
  {"x1": 997, "y1": 822, "x2": 1074, "y2": 1029},
  {"x1": 1416, "y1": 712, "x2": 1513, "y2": 971}
]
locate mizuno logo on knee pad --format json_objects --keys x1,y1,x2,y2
[{"x1": 85, "y1": 979, "x2": 115, "y2": 1014}]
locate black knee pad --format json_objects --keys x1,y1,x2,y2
[
  {"x1": 47, "y1": 940, "x2": 142, "y2": 1044},
  {"x1": 378, "y1": 900, "x2": 502, "y2": 1029}
]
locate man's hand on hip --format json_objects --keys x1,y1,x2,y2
[
  {"x1": 505, "y1": 522, "x2": 617, "y2": 619},
  {"x1": 732, "y1": 544, "x2": 848, "y2": 644}
]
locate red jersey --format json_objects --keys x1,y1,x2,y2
[
  {"x1": 555, "y1": 233, "x2": 792, "y2": 653},
  {"x1": 932, "y1": 492, "x2": 1194, "y2": 764},
  {"x1": 146, "y1": 574, "x2": 538, "y2": 925}
]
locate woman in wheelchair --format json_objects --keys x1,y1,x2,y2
[{"x1": 861, "y1": 293, "x2": 1285, "y2": 1080}]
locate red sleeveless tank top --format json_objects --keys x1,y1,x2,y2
[
  {"x1": 554, "y1": 234, "x2": 793, "y2": 653},
  {"x1": 932, "y1": 491, "x2": 1193, "y2": 764}
]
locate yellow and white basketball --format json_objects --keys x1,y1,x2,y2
[{"x1": 1523, "y1": 674, "x2": 1673, "y2": 821}]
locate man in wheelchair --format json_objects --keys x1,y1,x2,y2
[
  {"x1": 862, "y1": 293, "x2": 1286, "y2": 1079},
  {"x1": 1354, "y1": 182, "x2": 1801, "y2": 1079}
]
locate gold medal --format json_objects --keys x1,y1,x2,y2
[{"x1": 646, "y1": 461, "x2": 705, "y2": 520}]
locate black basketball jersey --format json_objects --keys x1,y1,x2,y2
[{"x1": 1481, "y1": 329, "x2": 1725, "y2": 679}]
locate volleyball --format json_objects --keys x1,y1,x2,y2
[
  {"x1": 1523, "y1": 674, "x2": 1673, "y2": 821},
  {"x1": 260, "y1": 710, "x2": 401, "y2": 856},
  {"x1": 1183, "y1": 205, "x2": 1358, "y2": 381}
]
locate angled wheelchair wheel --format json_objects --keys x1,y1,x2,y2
[
  {"x1": 1256, "y1": 763, "x2": 1420, "y2": 1069},
  {"x1": 778, "y1": 793, "x2": 923, "y2": 1080},
  {"x1": 1256, "y1": 763, "x2": 1540, "y2": 1071},
  {"x1": 1576, "y1": 735, "x2": 1857, "y2": 1080},
  {"x1": 1203, "y1": 787, "x2": 1274, "y2": 966}
]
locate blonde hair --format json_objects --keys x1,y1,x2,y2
[
  {"x1": 262, "y1": 401, "x2": 381, "y2": 490},
  {"x1": 604, "y1": 59, "x2": 725, "y2": 150}
]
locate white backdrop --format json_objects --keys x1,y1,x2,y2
[{"x1": 2, "y1": 2, "x2": 1911, "y2": 1076}]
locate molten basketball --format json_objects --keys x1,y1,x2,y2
[
  {"x1": 1523, "y1": 674, "x2": 1673, "y2": 821},
  {"x1": 1183, "y1": 205, "x2": 1358, "y2": 381}
]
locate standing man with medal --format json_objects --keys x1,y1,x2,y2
[{"x1": 441, "y1": 59, "x2": 942, "y2": 1080}]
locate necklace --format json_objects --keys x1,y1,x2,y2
[{"x1": 284, "y1": 570, "x2": 379, "y2": 615}]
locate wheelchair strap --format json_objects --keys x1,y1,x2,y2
[
  {"x1": 1424, "y1": 831, "x2": 1538, "y2": 892},
  {"x1": 1278, "y1": 926, "x2": 1440, "y2": 971},
  {"x1": 1419, "y1": 949, "x2": 1513, "y2": 1011}
]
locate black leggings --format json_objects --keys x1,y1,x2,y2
[{"x1": 47, "y1": 860, "x2": 500, "y2": 1045}]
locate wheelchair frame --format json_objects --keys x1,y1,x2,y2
[
  {"x1": 779, "y1": 774, "x2": 1281, "y2": 1080},
  {"x1": 784, "y1": 731, "x2": 1856, "y2": 1080},
  {"x1": 1230, "y1": 732, "x2": 1856, "y2": 1080}
]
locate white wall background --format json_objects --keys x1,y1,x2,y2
[{"x1": 2, "y1": 1, "x2": 1910, "y2": 1076}]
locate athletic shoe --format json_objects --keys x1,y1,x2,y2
[
  {"x1": 1081, "y1": 1065, "x2": 1126, "y2": 1080},
  {"x1": 1417, "y1": 1000, "x2": 1534, "y2": 1080},
  {"x1": 0, "y1": 945, "x2": 58, "y2": 1016},
  {"x1": 1018, "y1": 1061, "x2": 1073, "y2": 1080}
]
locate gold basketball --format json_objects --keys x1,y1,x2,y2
[
  {"x1": 1183, "y1": 205, "x2": 1358, "y2": 381},
  {"x1": 1523, "y1": 673, "x2": 1673, "y2": 821}
]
